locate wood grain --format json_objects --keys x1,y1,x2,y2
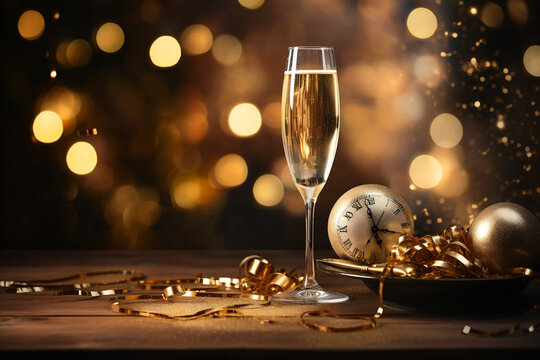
[{"x1": 0, "y1": 250, "x2": 539, "y2": 356}]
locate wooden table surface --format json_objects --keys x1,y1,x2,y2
[{"x1": 0, "y1": 250, "x2": 538, "y2": 359}]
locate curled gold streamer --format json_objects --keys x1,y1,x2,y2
[
  {"x1": 1, "y1": 248, "x2": 537, "y2": 336},
  {"x1": 1, "y1": 270, "x2": 144, "y2": 294},
  {"x1": 300, "y1": 309, "x2": 376, "y2": 332},
  {"x1": 390, "y1": 226, "x2": 490, "y2": 279}
]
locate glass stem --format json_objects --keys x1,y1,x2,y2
[{"x1": 303, "y1": 194, "x2": 318, "y2": 289}]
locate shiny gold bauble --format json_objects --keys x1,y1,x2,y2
[
  {"x1": 328, "y1": 184, "x2": 414, "y2": 264},
  {"x1": 466, "y1": 202, "x2": 540, "y2": 274}
]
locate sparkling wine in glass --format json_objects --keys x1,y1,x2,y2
[{"x1": 272, "y1": 46, "x2": 349, "y2": 304}]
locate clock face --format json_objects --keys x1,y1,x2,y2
[{"x1": 328, "y1": 186, "x2": 414, "y2": 264}]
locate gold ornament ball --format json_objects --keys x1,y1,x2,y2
[{"x1": 467, "y1": 202, "x2": 540, "y2": 274}]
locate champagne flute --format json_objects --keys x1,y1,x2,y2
[{"x1": 273, "y1": 46, "x2": 349, "y2": 304}]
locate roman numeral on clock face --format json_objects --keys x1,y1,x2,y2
[{"x1": 337, "y1": 225, "x2": 347, "y2": 233}]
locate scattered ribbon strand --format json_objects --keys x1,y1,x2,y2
[{"x1": 1, "y1": 233, "x2": 537, "y2": 335}]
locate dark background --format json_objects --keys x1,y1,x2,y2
[{"x1": 2, "y1": 0, "x2": 539, "y2": 250}]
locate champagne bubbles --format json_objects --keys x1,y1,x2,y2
[
  {"x1": 32, "y1": 110, "x2": 63, "y2": 143},
  {"x1": 406, "y1": 8, "x2": 437, "y2": 39},
  {"x1": 18, "y1": 10, "x2": 45, "y2": 40},
  {"x1": 430, "y1": 113, "x2": 463, "y2": 148},
  {"x1": 523, "y1": 45, "x2": 540, "y2": 77},
  {"x1": 66, "y1": 141, "x2": 98, "y2": 175},
  {"x1": 149, "y1": 36, "x2": 181, "y2": 67},
  {"x1": 409, "y1": 154, "x2": 443, "y2": 189}
]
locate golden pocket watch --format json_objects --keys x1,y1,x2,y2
[{"x1": 327, "y1": 184, "x2": 414, "y2": 264}]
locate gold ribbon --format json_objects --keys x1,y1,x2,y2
[
  {"x1": 238, "y1": 255, "x2": 303, "y2": 295},
  {"x1": 1, "y1": 250, "x2": 537, "y2": 335},
  {"x1": 385, "y1": 225, "x2": 538, "y2": 337},
  {"x1": 109, "y1": 255, "x2": 302, "y2": 320},
  {"x1": 0, "y1": 270, "x2": 144, "y2": 295},
  {"x1": 389, "y1": 225, "x2": 490, "y2": 279}
]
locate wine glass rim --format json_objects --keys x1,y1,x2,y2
[{"x1": 288, "y1": 46, "x2": 334, "y2": 50}]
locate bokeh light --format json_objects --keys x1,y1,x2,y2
[
  {"x1": 429, "y1": 113, "x2": 463, "y2": 148},
  {"x1": 523, "y1": 45, "x2": 540, "y2": 77},
  {"x1": 409, "y1": 154, "x2": 443, "y2": 189},
  {"x1": 5, "y1": 1, "x2": 540, "y2": 251},
  {"x1": 213, "y1": 154, "x2": 248, "y2": 188},
  {"x1": 140, "y1": 0, "x2": 162, "y2": 24},
  {"x1": 96, "y1": 22, "x2": 125, "y2": 53},
  {"x1": 149, "y1": 35, "x2": 181, "y2": 67},
  {"x1": 262, "y1": 101, "x2": 281, "y2": 129},
  {"x1": 480, "y1": 2, "x2": 504, "y2": 28},
  {"x1": 66, "y1": 39, "x2": 93, "y2": 67},
  {"x1": 406, "y1": 8, "x2": 437, "y2": 39},
  {"x1": 180, "y1": 113, "x2": 209, "y2": 144},
  {"x1": 171, "y1": 178, "x2": 200, "y2": 209},
  {"x1": 39, "y1": 86, "x2": 82, "y2": 135},
  {"x1": 413, "y1": 55, "x2": 441, "y2": 86},
  {"x1": 66, "y1": 141, "x2": 98, "y2": 175},
  {"x1": 253, "y1": 174, "x2": 284, "y2": 207},
  {"x1": 32, "y1": 110, "x2": 63, "y2": 143},
  {"x1": 507, "y1": 0, "x2": 528, "y2": 24},
  {"x1": 238, "y1": 0, "x2": 265, "y2": 10},
  {"x1": 393, "y1": 91, "x2": 425, "y2": 123},
  {"x1": 17, "y1": 10, "x2": 45, "y2": 40},
  {"x1": 211, "y1": 34, "x2": 242, "y2": 66},
  {"x1": 180, "y1": 24, "x2": 213, "y2": 55},
  {"x1": 228, "y1": 103, "x2": 262, "y2": 137}
]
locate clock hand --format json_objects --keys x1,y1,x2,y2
[
  {"x1": 364, "y1": 200, "x2": 377, "y2": 227},
  {"x1": 375, "y1": 210, "x2": 385, "y2": 227},
  {"x1": 374, "y1": 231, "x2": 383, "y2": 248},
  {"x1": 365, "y1": 233, "x2": 374, "y2": 246},
  {"x1": 378, "y1": 228, "x2": 399, "y2": 234}
]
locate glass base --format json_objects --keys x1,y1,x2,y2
[{"x1": 271, "y1": 284, "x2": 349, "y2": 304}]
